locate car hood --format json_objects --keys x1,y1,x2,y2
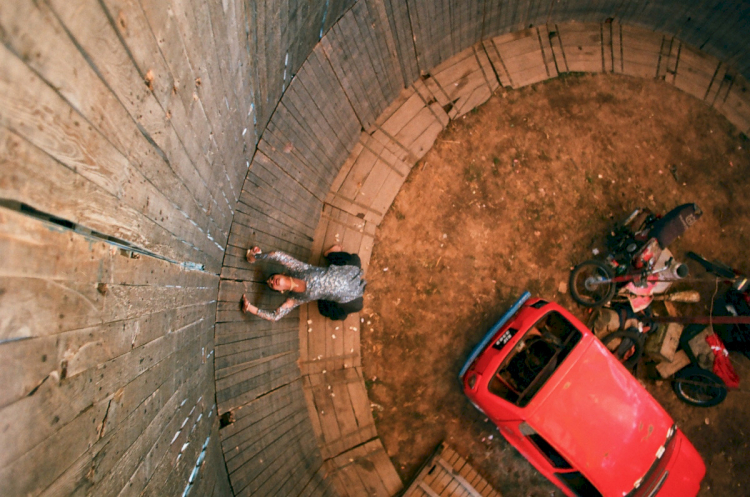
[{"x1": 525, "y1": 337, "x2": 674, "y2": 494}]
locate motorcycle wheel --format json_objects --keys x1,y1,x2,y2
[
  {"x1": 602, "y1": 329, "x2": 643, "y2": 370},
  {"x1": 569, "y1": 260, "x2": 616, "y2": 307},
  {"x1": 672, "y1": 367, "x2": 727, "y2": 407}
]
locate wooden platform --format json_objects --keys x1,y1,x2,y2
[{"x1": 402, "y1": 443, "x2": 502, "y2": 497}]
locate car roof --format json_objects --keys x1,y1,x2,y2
[{"x1": 524, "y1": 336, "x2": 674, "y2": 494}]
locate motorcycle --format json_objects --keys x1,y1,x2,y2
[{"x1": 569, "y1": 203, "x2": 702, "y2": 308}]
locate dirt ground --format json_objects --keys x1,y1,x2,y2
[{"x1": 361, "y1": 73, "x2": 750, "y2": 496}]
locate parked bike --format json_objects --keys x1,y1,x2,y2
[
  {"x1": 570, "y1": 203, "x2": 702, "y2": 308},
  {"x1": 672, "y1": 324, "x2": 729, "y2": 407}
]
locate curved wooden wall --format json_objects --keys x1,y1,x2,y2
[{"x1": 0, "y1": 1, "x2": 748, "y2": 496}]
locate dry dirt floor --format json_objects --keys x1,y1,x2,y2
[{"x1": 361, "y1": 73, "x2": 750, "y2": 496}]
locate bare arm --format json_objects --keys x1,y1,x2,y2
[{"x1": 254, "y1": 298, "x2": 301, "y2": 322}]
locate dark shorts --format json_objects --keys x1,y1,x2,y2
[
  {"x1": 324, "y1": 251, "x2": 361, "y2": 268},
  {"x1": 317, "y1": 251, "x2": 364, "y2": 321}
]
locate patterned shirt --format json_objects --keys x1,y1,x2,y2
[{"x1": 254, "y1": 250, "x2": 366, "y2": 321}]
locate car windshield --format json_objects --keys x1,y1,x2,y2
[{"x1": 488, "y1": 311, "x2": 582, "y2": 407}]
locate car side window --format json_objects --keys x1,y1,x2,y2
[
  {"x1": 555, "y1": 472, "x2": 603, "y2": 497},
  {"x1": 519, "y1": 422, "x2": 571, "y2": 469},
  {"x1": 519, "y1": 423, "x2": 602, "y2": 497}
]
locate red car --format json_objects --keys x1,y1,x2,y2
[{"x1": 460, "y1": 292, "x2": 705, "y2": 497}]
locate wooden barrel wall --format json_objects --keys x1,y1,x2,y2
[{"x1": 0, "y1": 1, "x2": 748, "y2": 496}]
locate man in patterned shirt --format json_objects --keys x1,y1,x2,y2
[{"x1": 241, "y1": 245, "x2": 366, "y2": 321}]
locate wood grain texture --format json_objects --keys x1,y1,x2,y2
[
  {"x1": 485, "y1": 28, "x2": 555, "y2": 88},
  {"x1": 402, "y1": 444, "x2": 501, "y2": 497},
  {"x1": 324, "y1": 439, "x2": 402, "y2": 496},
  {"x1": 0, "y1": 37, "x2": 224, "y2": 272},
  {"x1": 0, "y1": 209, "x2": 221, "y2": 496}
]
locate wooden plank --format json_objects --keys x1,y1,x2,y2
[
  {"x1": 200, "y1": 0, "x2": 258, "y2": 193},
  {"x1": 249, "y1": 427, "x2": 323, "y2": 497},
  {"x1": 0, "y1": 210, "x2": 217, "y2": 346},
  {"x1": 258, "y1": 124, "x2": 332, "y2": 202},
  {"x1": 100, "y1": 0, "x2": 237, "y2": 219},
  {"x1": 322, "y1": 12, "x2": 385, "y2": 129},
  {"x1": 272, "y1": 93, "x2": 343, "y2": 183},
  {"x1": 214, "y1": 329, "x2": 298, "y2": 374},
  {"x1": 3, "y1": 309, "x2": 213, "y2": 496},
  {"x1": 353, "y1": 0, "x2": 405, "y2": 102},
  {"x1": 672, "y1": 44, "x2": 722, "y2": 100},
  {"x1": 292, "y1": 45, "x2": 363, "y2": 167},
  {"x1": 380, "y1": 0, "x2": 420, "y2": 87},
  {"x1": 230, "y1": 413, "x2": 316, "y2": 495},
  {"x1": 140, "y1": 383, "x2": 215, "y2": 497},
  {"x1": 102, "y1": 366, "x2": 214, "y2": 496},
  {"x1": 219, "y1": 379, "x2": 307, "y2": 448},
  {"x1": 373, "y1": 85, "x2": 448, "y2": 163},
  {"x1": 0, "y1": 126, "x2": 196, "y2": 262},
  {"x1": 183, "y1": 0, "x2": 252, "y2": 199},
  {"x1": 304, "y1": 368, "x2": 377, "y2": 460},
  {"x1": 714, "y1": 72, "x2": 750, "y2": 134},
  {"x1": 555, "y1": 22, "x2": 604, "y2": 73},
  {"x1": 43, "y1": 0, "x2": 234, "y2": 234},
  {"x1": 326, "y1": 439, "x2": 403, "y2": 496},
  {"x1": 616, "y1": 24, "x2": 663, "y2": 79},
  {"x1": 235, "y1": 191, "x2": 318, "y2": 242},
  {"x1": 422, "y1": 44, "x2": 498, "y2": 119},
  {"x1": 0, "y1": 301, "x2": 213, "y2": 410},
  {"x1": 0, "y1": 316, "x2": 208, "y2": 475},
  {"x1": 146, "y1": 0, "x2": 241, "y2": 200},
  {"x1": 297, "y1": 465, "x2": 338, "y2": 497},
  {"x1": 215, "y1": 352, "x2": 301, "y2": 412},
  {"x1": 483, "y1": 38, "x2": 514, "y2": 88},
  {"x1": 403, "y1": 444, "x2": 499, "y2": 497},
  {"x1": 0, "y1": 43, "x2": 223, "y2": 271},
  {"x1": 488, "y1": 28, "x2": 553, "y2": 88},
  {"x1": 224, "y1": 401, "x2": 310, "y2": 474},
  {"x1": 126, "y1": 0, "x2": 240, "y2": 206},
  {"x1": 268, "y1": 447, "x2": 324, "y2": 497},
  {"x1": 234, "y1": 192, "x2": 318, "y2": 245}
]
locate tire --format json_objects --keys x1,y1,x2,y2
[
  {"x1": 569, "y1": 260, "x2": 616, "y2": 307},
  {"x1": 602, "y1": 329, "x2": 643, "y2": 370},
  {"x1": 672, "y1": 367, "x2": 727, "y2": 407}
]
